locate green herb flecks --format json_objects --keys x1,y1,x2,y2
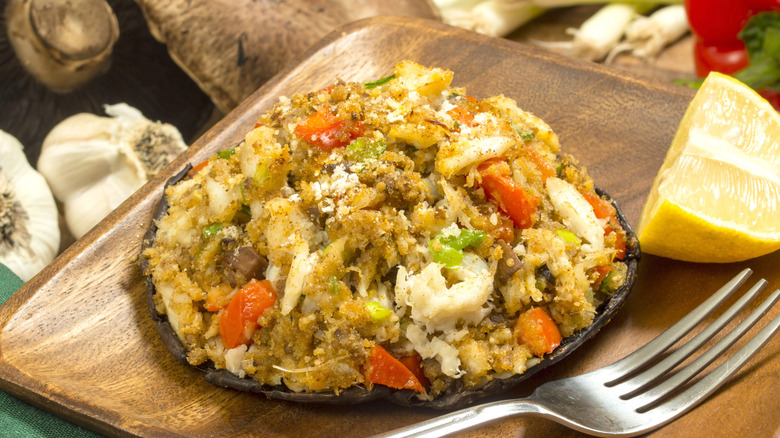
[
  {"x1": 364, "y1": 74, "x2": 396, "y2": 89},
  {"x1": 202, "y1": 223, "x2": 223, "y2": 239},
  {"x1": 347, "y1": 137, "x2": 386, "y2": 161},
  {"x1": 217, "y1": 148, "x2": 236, "y2": 159}
]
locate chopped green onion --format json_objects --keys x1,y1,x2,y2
[
  {"x1": 328, "y1": 276, "x2": 340, "y2": 295},
  {"x1": 430, "y1": 228, "x2": 485, "y2": 269},
  {"x1": 217, "y1": 148, "x2": 235, "y2": 159},
  {"x1": 430, "y1": 242, "x2": 464, "y2": 269},
  {"x1": 556, "y1": 229, "x2": 581, "y2": 245},
  {"x1": 202, "y1": 223, "x2": 223, "y2": 239},
  {"x1": 600, "y1": 271, "x2": 616, "y2": 294},
  {"x1": 347, "y1": 137, "x2": 386, "y2": 161},
  {"x1": 366, "y1": 301, "x2": 393, "y2": 321},
  {"x1": 440, "y1": 229, "x2": 486, "y2": 250},
  {"x1": 364, "y1": 73, "x2": 396, "y2": 89},
  {"x1": 253, "y1": 161, "x2": 271, "y2": 186},
  {"x1": 240, "y1": 204, "x2": 251, "y2": 216}
]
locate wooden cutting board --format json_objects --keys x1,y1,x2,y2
[{"x1": 0, "y1": 15, "x2": 777, "y2": 438}]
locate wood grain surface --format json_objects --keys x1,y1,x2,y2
[{"x1": 0, "y1": 15, "x2": 777, "y2": 438}]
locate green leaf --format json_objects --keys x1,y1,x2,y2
[{"x1": 735, "y1": 11, "x2": 780, "y2": 90}]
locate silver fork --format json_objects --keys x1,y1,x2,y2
[{"x1": 375, "y1": 268, "x2": 780, "y2": 438}]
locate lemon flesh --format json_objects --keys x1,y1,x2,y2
[{"x1": 637, "y1": 72, "x2": 780, "y2": 263}]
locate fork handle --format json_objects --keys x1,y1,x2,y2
[{"x1": 372, "y1": 398, "x2": 547, "y2": 438}]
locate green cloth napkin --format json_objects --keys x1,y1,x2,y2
[{"x1": 0, "y1": 263, "x2": 101, "y2": 437}]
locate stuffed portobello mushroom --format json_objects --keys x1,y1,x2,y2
[{"x1": 142, "y1": 61, "x2": 639, "y2": 408}]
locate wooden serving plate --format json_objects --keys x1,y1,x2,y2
[{"x1": 0, "y1": 16, "x2": 778, "y2": 438}]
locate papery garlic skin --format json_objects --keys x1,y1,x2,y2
[
  {"x1": 0, "y1": 130, "x2": 60, "y2": 282},
  {"x1": 38, "y1": 103, "x2": 187, "y2": 239}
]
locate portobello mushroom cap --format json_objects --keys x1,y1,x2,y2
[
  {"x1": 1, "y1": 0, "x2": 213, "y2": 164},
  {"x1": 141, "y1": 165, "x2": 640, "y2": 410},
  {"x1": 133, "y1": 0, "x2": 441, "y2": 113}
]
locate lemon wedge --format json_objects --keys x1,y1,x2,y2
[{"x1": 637, "y1": 72, "x2": 780, "y2": 263}]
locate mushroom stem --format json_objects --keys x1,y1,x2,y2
[{"x1": 5, "y1": 0, "x2": 119, "y2": 93}]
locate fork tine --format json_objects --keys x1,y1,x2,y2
[
  {"x1": 615, "y1": 279, "x2": 768, "y2": 396},
  {"x1": 603, "y1": 268, "x2": 753, "y2": 382},
  {"x1": 634, "y1": 287, "x2": 780, "y2": 408},
  {"x1": 639, "y1": 290, "x2": 780, "y2": 421}
]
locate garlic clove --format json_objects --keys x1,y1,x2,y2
[
  {"x1": 37, "y1": 104, "x2": 187, "y2": 240},
  {"x1": 63, "y1": 166, "x2": 146, "y2": 239},
  {"x1": 0, "y1": 130, "x2": 60, "y2": 281}
]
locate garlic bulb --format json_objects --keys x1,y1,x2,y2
[
  {"x1": 0, "y1": 130, "x2": 60, "y2": 281},
  {"x1": 37, "y1": 103, "x2": 188, "y2": 239}
]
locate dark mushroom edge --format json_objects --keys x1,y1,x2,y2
[{"x1": 141, "y1": 163, "x2": 640, "y2": 410}]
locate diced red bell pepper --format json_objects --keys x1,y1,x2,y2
[
  {"x1": 591, "y1": 265, "x2": 614, "y2": 289},
  {"x1": 447, "y1": 105, "x2": 476, "y2": 129},
  {"x1": 478, "y1": 160, "x2": 538, "y2": 230},
  {"x1": 515, "y1": 307, "x2": 562, "y2": 356},
  {"x1": 366, "y1": 345, "x2": 425, "y2": 392},
  {"x1": 219, "y1": 279, "x2": 277, "y2": 349},
  {"x1": 523, "y1": 145, "x2": 556, "y2": 183},
  {"x1": 294, "y1": 106, "x2": 364, "y2": 151},
  {"x1": 582, "y1": 192, "x2": 626, "y2": 260},
  {"x1": 398, "y1": 354, "x2": 430, "y2": 390},
  {"x1": 188, "y1": 159, "x2": 210, "y2": 178}
]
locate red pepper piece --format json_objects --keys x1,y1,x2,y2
[
  {"x1": 219, "y1": 279, "x2": 277, "y2": 349},
  {"x1": 294, "y1": 106, "x2": 364, "y2": 151},
  {"x1": 366, "y1": 345, "x2": 425, "y2": 392},
  {"x1": 478, "y1": 160, "x2": 538, "y2": 230}
]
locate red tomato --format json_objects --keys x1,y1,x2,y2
[
  {"x1": 685, "y1": 0, "x2": 756, "y2": 43},
  {"x1": 759, "y1": 89, "x2": 780, "y2": 110},
  {"x1": 749, "y1": 0, "x2": 780, "y2": 10},
  {"x1": 693, "y1": 36, "x2": 750, "y2": 77}
]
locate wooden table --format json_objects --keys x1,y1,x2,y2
[{"x1": 508, "y1": 5, "x2": 696, "y2": 84}]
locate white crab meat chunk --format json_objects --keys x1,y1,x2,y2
[
  {"x1": 436, "y1": 136, "x2": 512, "y2": 177},
  {"x1": 546, "y1": 177, "x2": 604, "y2": 251},
  {"x1": 263, "y1": 197, "x2": 319, "y2": 314},
  {"x1": 396, "y1": 253, "x2": 493, "y2": 333},
  {"x1": 405, "y1": 324, "x2": 464, "y2": 378}
]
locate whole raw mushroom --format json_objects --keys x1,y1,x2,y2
[
  {"x1": 134, "y1": 0, "x2": 441, "y2": 113},
  {"x1": 1, "y1": 0, "x2": 213, "y2": 163}
]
